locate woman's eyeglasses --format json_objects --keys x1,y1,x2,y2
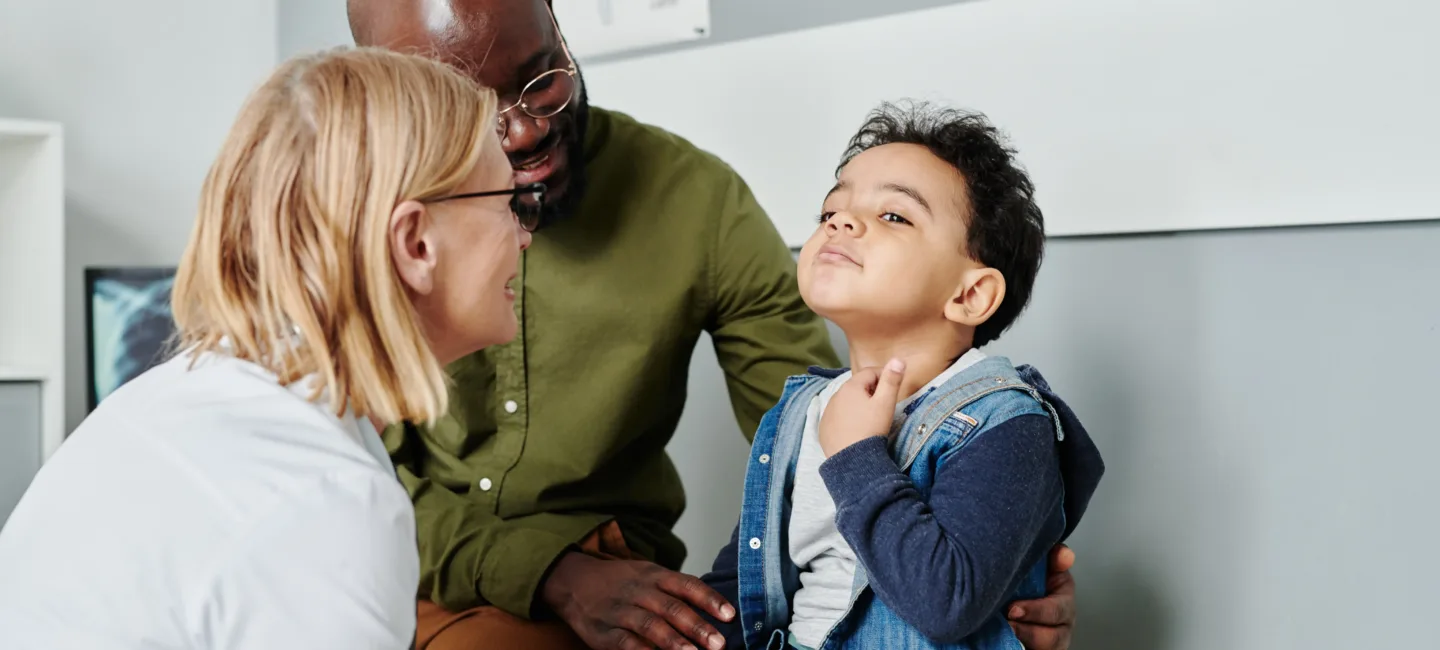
[{"x1": 430, "y1": 183, "x2": 546, "y2": 232}]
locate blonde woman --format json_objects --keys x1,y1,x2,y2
[{"x1": 0, "y1": 48, "x2": 534, "y2": 648}]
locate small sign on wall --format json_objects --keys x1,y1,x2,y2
[{"x1": 553, "y1": 0, "x2": 711, "y2": 59}]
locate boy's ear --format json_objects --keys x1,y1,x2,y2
[{"x1": 944, "y1": 267, "x2": 1006, "y2": 328}]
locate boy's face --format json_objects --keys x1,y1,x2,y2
[{"x1": 798, "y1": 143, "x2": 980, "y2": 332}]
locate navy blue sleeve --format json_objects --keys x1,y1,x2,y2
[
  {"x1": 699, "y1": 522, "x2": 746, "y2": 649},
  {"x1": 819, "y1": 415, "x2": 1063, "y2": 643}
]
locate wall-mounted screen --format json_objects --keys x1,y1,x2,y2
[{"x1": 85, "y1": 267, "x2": 177, "y2": 411}]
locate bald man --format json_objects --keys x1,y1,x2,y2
[{"x1": 349, "y1": 2, "x2": 1080, "y2": 649}]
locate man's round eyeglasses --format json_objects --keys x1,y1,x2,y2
[
  {"x1": 430, "y1": 183, "x2": 546, "y2": 232},
  {"x1": 495, "y1": 4, "x2": 579, "y2": 138}
]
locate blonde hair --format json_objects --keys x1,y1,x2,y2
[{"x1": 171, "y1": 47, "x2": 498, "y2": 426}]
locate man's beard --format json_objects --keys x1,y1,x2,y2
[{"x1": 534, "y1": 79, "x2": 590, "y2": 231}]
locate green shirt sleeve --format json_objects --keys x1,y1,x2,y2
[
  {"x1": 707, "y1": 174, "x2": 842, "y2": 440},
  {"x1": 391, "y1": 427, "x2": 608, "y2": 618}
]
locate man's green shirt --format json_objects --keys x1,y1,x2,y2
[{"x1": 386, "y1": 107, "x2": 840, "y2": 617}]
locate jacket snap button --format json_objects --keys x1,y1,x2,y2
[
  {"x1": 755, "y1": 622, "x2": 763, "y2": 631},
  {"x1": 758, "y1": 454, "x2": 770, "y2": 464},
  {"x1": 749, "y1": 538, "x2": 762, "y2": 549}
]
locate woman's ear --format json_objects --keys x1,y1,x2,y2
[
  {"x1": 944, "y1": 267, "x2": 1006, "y2": 328},
  {"x1": 390, "y1": 200, "x2": 437, "y2": 295}
]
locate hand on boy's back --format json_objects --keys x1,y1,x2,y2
[
  {"x1": 1007, "y1": 545, "x2": 1078, "y2": 650},
  {"x1": 818, "y1": 359, "x2": 908, "y2": 457}
]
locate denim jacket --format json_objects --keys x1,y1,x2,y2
[{"x1": 703, "y1": 357, "x2": 1104, "y2": 650}]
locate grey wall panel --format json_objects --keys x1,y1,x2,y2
[{"x1": 0, "y1": 381, "x2": 43, "y2": 527}]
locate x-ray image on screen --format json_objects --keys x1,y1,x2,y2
[{"x1": 85, "y1": 267, "x2": 178, "y2": 410}]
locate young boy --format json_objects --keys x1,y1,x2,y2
[{"x1": 701, "y1": 103, "x2": 1105, "y2": 650}]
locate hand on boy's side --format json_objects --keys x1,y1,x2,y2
[
  {"x1": 1007, "y1": 544, "x2": 1078, "y2": 650},
  {"x1": 542, "y1": 551, "x2": 735, "y2": 650},
  {"x1": 819, "y1": 359, "x2": 907, "y2": 457}
]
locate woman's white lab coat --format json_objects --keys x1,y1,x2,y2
[{"x1": 0, "y1": 350, "x2": 418, "y2": 649}]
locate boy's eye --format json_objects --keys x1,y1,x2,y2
[
  {"x1": 818, "y1": 211, "x2": 835, "y2": 223},
  {"x1": 881, "y1": 212, "x2": 911, "y2": 225}
]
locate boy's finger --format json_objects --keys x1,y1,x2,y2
[
  {"x1": 870, "y1": 358, "x2": 906, "y2": 406},
  {"x1": 848, "y1": 368, "x2": 879, "y2": 395}
]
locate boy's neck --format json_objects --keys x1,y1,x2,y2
[{"x1": 844, "y1": 327, "x2": 973, "y2": 401}]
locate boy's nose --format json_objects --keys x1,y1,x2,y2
[{"x1": 826, "y1": 211, "x2": 865, "y2": 236}]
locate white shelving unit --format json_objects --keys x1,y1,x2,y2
[{"x1": 0, "y1": 118, "x2": 65, "y2": 460}]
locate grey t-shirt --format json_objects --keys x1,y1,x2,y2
[{"x1": 786, "y1": 350, "x2": 987, "y2": 647}]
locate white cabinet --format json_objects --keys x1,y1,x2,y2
[{"x1": 0, "y1": 119, "x2": 65, "y2": 461}]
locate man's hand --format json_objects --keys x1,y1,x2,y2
[
  {"x1": 1007, "y1": 544, "x2": 1078, "y2": 650},
  {"x1": 542, "y1": 552, "x2": 734, "y2": 650},
  {"x1": 818, "y1": 359, "x2": 906, "y2": 457}
]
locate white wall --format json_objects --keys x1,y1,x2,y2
[
  {"x1": 278, "y1": 0, "x2": 350, "y2": 59},
  {"x1": 585, "y1": 0, "x2": 1440, "y2": 244},
  {"x1": 0, "y1": 0, "x2": 279, "y2": 430}
]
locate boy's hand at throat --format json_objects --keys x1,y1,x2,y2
[{"x1": 818, "y1": 358, "x2": 907, "y2": 457}]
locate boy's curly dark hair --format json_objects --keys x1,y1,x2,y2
[{"x1": 838, "y1": 101, "x2": 1045, "y2": 347}]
